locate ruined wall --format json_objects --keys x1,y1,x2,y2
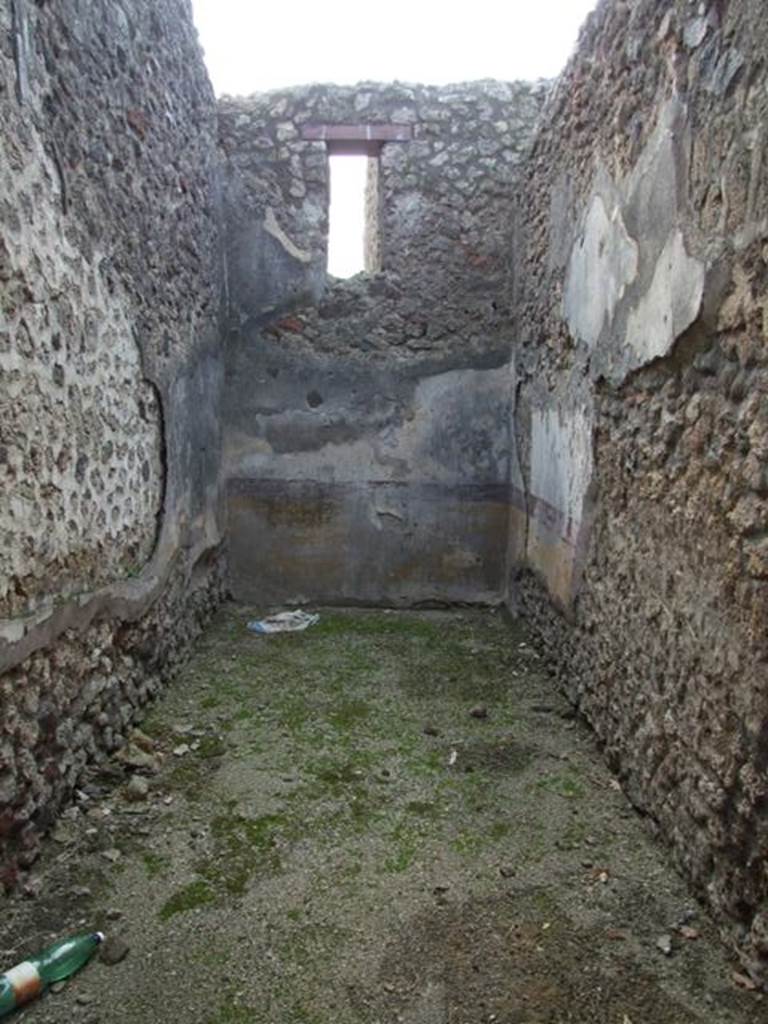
[
  {"x1": 513, "y1": 0, "x2": 768, "y2": 982},
  {"x1": 0, "y1": 0, "x2": 225, "y2": 873},
  {"x1": 219, "y1": 82, "x2": 545, "y2": 604},
  {"x1": 219, "y1": 82, "x2": 544, "y2": 325},
  {"x1": 6, "y1": 0, "x2": 767, "y2": 977}
]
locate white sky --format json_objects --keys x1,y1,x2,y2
[
  {"x1": 328, "y1": 156, "x2": 369, "y2": 278},
  {"x1": 191, "y1": 0, "x2": 599, "y2": 96},
  {"x1": 190, "y1": 0, "x2": 599, "y2": 276}
]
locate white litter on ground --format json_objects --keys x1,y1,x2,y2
[{"x1": 247, "y1": 610, "x2": 320, "y2": 635}]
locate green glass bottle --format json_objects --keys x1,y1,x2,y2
[{"x1": 0, "y1": 931, "x2": 104, "y2": 1016}]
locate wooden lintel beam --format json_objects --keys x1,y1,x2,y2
[{"x1": 301, "y1": 124, "x2": 413, "y2": 143}]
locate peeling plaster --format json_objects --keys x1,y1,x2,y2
[
  {"x1": 264, "y1": 206, "x2": 312, "y2": 263},
  {"x1": 563, "y1": 194, "x2": 638, "y2": 349},
  {"x1": 624, "y1": 229, "x2": 705, "y2": 363}
]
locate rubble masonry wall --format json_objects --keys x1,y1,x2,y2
[
  {"x1": 0, "y1": 0, "x2": 225, "y2": 875},
  {"x1": 513, "y1": 0, "x2": 768, "y2": 980}
]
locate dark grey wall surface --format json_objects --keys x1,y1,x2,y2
[{"x1": 225, "y1": 326, "x2": 516, "y2": 604}]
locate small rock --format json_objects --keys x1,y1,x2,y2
[
  {"x1": 76, "y1": 992, "x2": 93, "y2": 1005},
  {"x1": 116, "y1": 743, "x2": 160, "y2": 773},
  {"x1": 130, "y1": 729, "x2": 156, "y2": 753},
  {"x1": 106, "y1": 908, "x2": 123, "y2": 921},
  {"x1": 69, "y1": 886, "x2": 92, "y2": 898},
  {"x1": 100, "y1": 935, "x2": 130, "y2": 966},
  {"x1": 22, "y1": 877, "x2": 43, "y2": 899},
  {"x1": 122, "y1": 804, "x2": 148, "y2": 817},
  {"x1": 499, "y1": 865, "x2": 516, "y2": 878},
  {"x1": 172, "y1": 744, "x2": 190, "y2": 757},
  {"x1": 732, "y1": 971, "x2": 758, "y2": 991},
  {"x1": 100, "y1": 848, "x2": 122, "y2": 865},
  {"x1": 422, "y1": 724, "x2": 440, "y2": 736},
  {"x1": 656, "y1": 934, "x2": 673, "y2": 956},
  {"x1": 678, "y1": 925, "x2": 699, "y2": 941},
  {"x1": 51, "y1": 822, "x2": 77, "y2": 845},
  {"x1": 50, "y1": 981, "x2": 68, "y2": 994},
  {"x1": 81, "y1": 783, "x2": 106, "y2": 799},
  {"x1": 123, "y1": 776, "x2": 149, "y2": 802},
  {"x1": 683, "y1": 15, "x2": 709, "y2": 49},
  {"x1": 469, "y1": 706, "x2": 488, "y2": 719}
]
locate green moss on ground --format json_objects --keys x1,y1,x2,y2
[
  {"x1": 159, "y1": 879, "x2": 216, "y2": 920},
  {"x1": 143, "y1": 607, "x2": 543, "y2": 923},
  {"x1": 6, "y1": 606, "x2": 746, "y2": 1024}
]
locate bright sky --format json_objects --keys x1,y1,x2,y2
[
  {"x1": 191, "y1": 0, "x2": 599, "y2": 276},
  {"x1": 191, "y1": 0, "x2": 599, "y2": 96}
]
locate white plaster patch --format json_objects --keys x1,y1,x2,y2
[
  {"x1": 624, "y1": 229, "x2": 705, "y2": 364},
  {"x1": 263, "y1": 207, "x2": 312, "y2": 263},
  {"x1": 0, "y1": 620, "x2": 25, "y2": 645},
  {"x1": 530, "y1": 404, "x2": 593, "y2": 544},
  {"x1": 563, "y1": 195, "x2": 638, "y2": 349}
]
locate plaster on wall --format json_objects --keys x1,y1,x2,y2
[
  {"x1": 624, "y1": 228, "x2": 705, "y2": 363},
  {"x1": 563, "y1": 194, "x2": 638, "y2": 350}
]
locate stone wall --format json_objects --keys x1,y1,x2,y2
[
  {"x1": 0, "y1": 0, "x2": 225, "y2": 872},
  {"x1": 219, "y1": 81, "x2": 545, "y2": 325},
  {"x1": 219, "y1": 82, "x2": 545, "y2": 604},
  {"x1": 513, "y1": 0, "x2": 768, "y2": 983}
]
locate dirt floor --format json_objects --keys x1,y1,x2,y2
[{"x1": 1, "y1": 606, "x2": 765, "y2": 1023}]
